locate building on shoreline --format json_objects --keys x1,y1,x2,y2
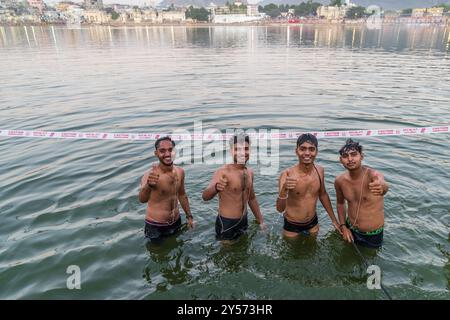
[
  {"x1": 84, "y1": 9, "x2": 109, "y2": 24},
  {"x1": 412, "y1": 7, "x2": 444, "y2": 18},
  {"x1": 317, "y1": 0, "x2": 356, "y2": 21},
  {"x1": 1, "y1": 1, "x2": 449, "y2": 27},
  {"x1": 211, "y1": 1, "x2": 264, "y2": 24}
]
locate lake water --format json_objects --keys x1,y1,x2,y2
[{"x1": 0, "y1": 24, "x2": 449, "y2": 299}]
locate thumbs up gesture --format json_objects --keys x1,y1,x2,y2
[
  {"x1": 147, "y1": 163, "x2": 160, "y2": 188},
  {"x1": 368, "y1": 171, "x2": 384, "y2": 196},
  {"x1": 283, "y1": 170, "x2": 298, "y2": 191},
  {"x1": 215, "y1": 174, "x2": 228, "y2": 192}
]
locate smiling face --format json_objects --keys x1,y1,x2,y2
[
  {"x1": 154, "y1": 140, "x2": 175, "y2": 166},
  {"x1": 296, "y1": 141, "x2": 318, "y2": 165},
  {"x1": 231, "y1": 141, "x2": 250, "y2": 164},
  {"x1": 340, "y1": 149, "x2": 364, "y2": 171}
]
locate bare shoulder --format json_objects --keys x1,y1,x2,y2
[
  {"x1": 315, "y1": 164, "x2": 325, "y2": 174},
  {"x1": 175, "y1": 166, "x2": 185, "y2": 180},
  {"x1": 281, "y1": 165, "x2": 296, "y2": 176},
  {"x1": 334, "y1": 172, "x2": 347, "y2": 185},
  {"x1": 367, "y1": 167, "x2": 384, "y2": 178},
  {"x1": 215, "y1": 165, "x2": 228, "y2": 176},
  {"x1": 175, "y1": 166, "x2": 185, "y2": 175}
]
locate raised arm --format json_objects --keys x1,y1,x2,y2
[
  {"x1": 139, "y1": 172, "x2": 151, "y2": 203},
  {"x1": 368, "y1": 169, "x2": 389, "y2": 196},
  {"x1": 276, "y1": 170, "x2": 288, "y2": 213},
  {"x1": 139, "y1": 164, "x2": 159, "y2": 203},
  {"x1": 202, "y1": 169, "x2": 223, "y2": 201}
]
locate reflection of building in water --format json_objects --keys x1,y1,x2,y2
[{"x1": 84, "y1": 0, "x2": 103, "y2": 10}]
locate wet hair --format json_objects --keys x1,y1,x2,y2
[
  {"x1": 154, "y1": 136, "x2": 175, "y2": 150},
  {"x1": 296, "y1": 133, "x2": 318, "y2": 148},
  {"x1": 339, "y1": 139, "x2": 362, "y2": 156},
  {"x1": 229, "y1": 133, "x2": 250, "y2": 147}
]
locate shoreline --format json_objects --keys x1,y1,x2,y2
[{"x1": 2, "y1": 20, "x2": 450, "y2": 27}]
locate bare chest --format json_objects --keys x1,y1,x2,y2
[
  {"x1": 226, "y1": 171, "x2": 252, "y2": 194},
  {"x1": 154, "y1": 173, "x2": 179, "y2": 196},
  {"x1": 292, "y1": 174, "x2": 320, "y2": 196},
  {"x1": 341, "y1": 180, "x2": 372, "y2": 203}
]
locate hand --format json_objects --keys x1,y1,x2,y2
[
  {"x1": 147, "y1": 163, "x2": 160, "y2": 188},
  {"x1": 187, "y1": 216, "x2": 195, "y2": 229},
  {"x1": 368, "y1": 172, "x2": 384, "y2": 196},
  {"x1": 341, "y1": 226, "x2": 354, "y2": 243},
  {"x1": 259, "y1": 222, "x2": 267, "y2": 232},
  {"x1": 215, "y1": 174, "x2": 228, "y2": 192},
  {"x1": 333, "y1": 221, "x2": 343, "y2": 235},
  {"x1": 283, "y1": 170, "x2": 298, "y2": 191}
]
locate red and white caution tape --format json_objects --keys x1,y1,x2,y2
[{"x1": 0, "y1": 126, "x2": 448, "y2": 141}]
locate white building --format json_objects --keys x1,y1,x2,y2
[
  {"x1": 317, "y1": 0, "x2": 356, "y2": 20},
  {"x1": 160, "y1": 10, "x2": 185, "y2": 23},
  {"x1": 83, "y1": 9, "x2": 109, "y2": 24},
  {"x1": 247, "y1": 4, "x2": 259, "y2": 16},
  {"x1": 212, "y1": 2, "x2": 263, "y2": 24}
]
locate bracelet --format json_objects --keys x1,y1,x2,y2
[
  {"x1": 339, "y1": 224, "x2": 346, "y2": 229},
  {"x1": 277, "y1": 194, "x2": 288, "y2": 200}
]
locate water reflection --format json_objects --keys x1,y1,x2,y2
[
  {"x1": 143, "y1": 228, "x2": 192, "y2": 288},
  {"x1": 1, "y1": 25, "x2": 449, "y2": 52},
  {"x1": 208, "y1": 228, "x2": 256, "y2": 273}
]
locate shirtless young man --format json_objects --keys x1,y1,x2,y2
[
  {"x1": 276, "y1": 134, "x2": 340, "y2": 238},
  {"x1": 139, "y1": 136, "x2": 194, "y2": 243},
  {"x1": 202, "y1": 134, "x2": 265, "y2": 242},
  {"x1": 334, "y1": 139, "x2": 389, "y2": 248}
]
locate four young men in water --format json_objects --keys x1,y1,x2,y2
[{"x1": 139, "y1": 134, "x2": 388, "y2": 249}]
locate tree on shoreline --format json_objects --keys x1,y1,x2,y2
[
  {"x1": 330, "y1": 0, "x2": 342, "y2": 7},
  {"x1": 259, "y1": 2, "x2": 321, "y2": 17},
  {"x1": 186, "y1": 6, "x2": 209, "y2": 22},
  {"x1": 345, "y1": 6, "x2": 367, "y2": 19},
  {"x1": 401, "y1": 8, "x2": 413, "y2": 16},
  {"x1": 434, "y1": 4, "x2": 450, "y2": 12}
]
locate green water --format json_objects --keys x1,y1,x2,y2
[{"x1": 0, "y1": 25, "x2": 449, "y2": 299}]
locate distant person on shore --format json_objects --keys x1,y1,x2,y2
[
  {"x1": 202, "y1": 133, "x2": 266, "y2": 243},
  {"x1": 139, "y1": 136, "x2": 194, "y2": 243},
  {"x1": 334, "y1": 139, "x2": 389, "y2": 249},
  {"x1": 276, "y1": 133, "x2": 340, "y2": 238}
]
